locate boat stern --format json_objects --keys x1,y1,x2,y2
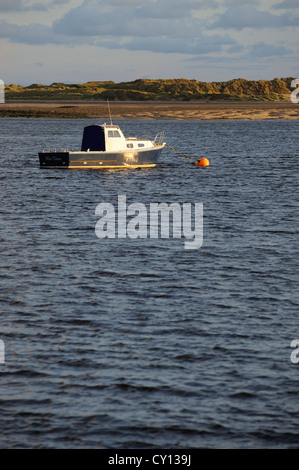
[{"x1": 39, "y1": 151, "x2": 69, "y2": 169}]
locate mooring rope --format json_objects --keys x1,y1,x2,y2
[{"x1": 166, "y1": 144, "x2": 197, "y2": 164}]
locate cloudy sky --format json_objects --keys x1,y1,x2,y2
[{"x1": 0, "y1": 0, "x2": 298, "y2": 85}]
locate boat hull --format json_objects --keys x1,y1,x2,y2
[{"x1": 39, "y1": 146, "x2": 164, "y2": 169}]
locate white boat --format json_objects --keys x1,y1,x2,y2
[{"x1": 39, "y1": 122, "x2": 166, "y2": 169}]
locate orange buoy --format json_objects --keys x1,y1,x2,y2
[{"x1": 197, "y1": 158, "x2": 210, "y2": 167}]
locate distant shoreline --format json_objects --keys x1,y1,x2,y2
[{"x1": 0, "y1": 100, "x2": 298, "y2": 120}]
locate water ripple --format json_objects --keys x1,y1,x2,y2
[{"x1": 0, "y1": 118, "x2": 298, "y2": 449}]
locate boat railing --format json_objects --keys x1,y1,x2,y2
[
  {"x1": 127, "y1": 131, "x2": 164, "y2": 143},
  {"x1": 103, "y1": 123, "x2": 121, "y2": 129},
  {"x1": 42, "y1": 148, "x2": 70, "y2": 153},
  {"x1": 154, "y1": 131, "x2": 165, "y2": 144}
]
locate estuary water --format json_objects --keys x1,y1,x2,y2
[{"x1": 0, "y1": 117, "x2": 298, "y2": 449}]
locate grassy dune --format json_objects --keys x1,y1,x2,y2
[{"x1": 5, "y1": 78, "x2": 294, "y2": 102}]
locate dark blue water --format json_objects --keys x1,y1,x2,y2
[{"x1": 0, "y1": 117, "x2": 298, "y2": 449}]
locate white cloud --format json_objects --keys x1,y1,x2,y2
[
  {"x1": 274, "y1": 0, "x2": 299, "y2": 8},
  {"x1": 223, "y1": 0, "x2": 260, "y2": 6},
  {"x1": 1, "y1": 0, "x2": 299, "y2": 83},
  {"x1": 0, "y1": 0, "x2": 70, "y2": 12},
  {"x1": 0, "y1": 0, "x2": 45, "y2": 11},
  {"x1": 209, "y1": 4, "x2": 299, "y2": 29},
  {"x1": 51, "y1": 0, "x2": 226, "y2": 43},
  {"x1": 0, "y1": 0, "x2": 238, "y2": 56},
  {"x1": 111, "y1": 33, "x2": 236, "y2": 55},
  {"x1": 248, "y1": 42, "x2": 292, "y2": 57},
  {"x1": 0, "y1": 0, "x2": 22, "y2": 10},
  {"x1": 0, "y1": 20, "x2": 59, "y2": 44},
  {"x1": 134, "y1": 0, "x2": 219, "y2": 19}
]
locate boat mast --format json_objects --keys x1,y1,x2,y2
[{"x1": 107, "y1": 99, "x2": 113, "y2": 126}]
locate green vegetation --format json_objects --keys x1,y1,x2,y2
[{"x1": 5, "y1": 78, "x2": 294, "y2": 101}]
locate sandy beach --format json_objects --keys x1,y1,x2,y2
[{"x1": 0, "y1": 100, "x2": 298, "y2": 120}]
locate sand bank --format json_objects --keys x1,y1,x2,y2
[{"x1": 0, "y1": 100, "x2": 298, "y2": 120}]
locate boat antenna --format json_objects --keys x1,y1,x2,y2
[{"x1": 107, "y1": 99, "x2": 113, "y2": 125}]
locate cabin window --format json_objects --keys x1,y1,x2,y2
[
  {"x1": 127, "y1": 143, "x2": 134, "y2": 148},
  {"x1": 108, "y1": 130, "x2": 121, "y2": 138},
  {"x1": 138, "y1": 143, "x2": 145, "y2": 148}
]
